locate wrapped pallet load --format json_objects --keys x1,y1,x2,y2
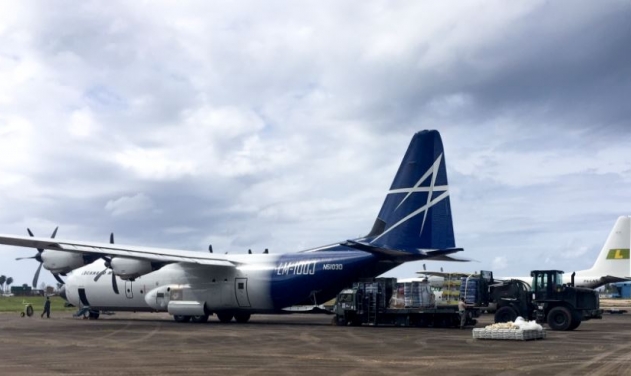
[{"x1": 460, "y1": 276, "x2": 479, "y2": 304}]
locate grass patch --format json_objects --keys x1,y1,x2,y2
[{"x1": 0, "y1": 296, "x2": 74, "y2": 313}]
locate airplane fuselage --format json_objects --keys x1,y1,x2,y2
[{"x1": 64, "y1": 247, "x2": 387, "y2": 313}]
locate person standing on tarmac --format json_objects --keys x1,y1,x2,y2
[
  {"x1": 41, "y1": 296, "x2": 51, "y2": 318},
  {"x1": 458, "y1": 297, "x2": 469, "y2": 328}
]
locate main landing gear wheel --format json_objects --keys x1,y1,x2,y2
[
  {"x1": 234, "y1": 313, "x2": 251, "y2": 323},
  {"x1": 173, "y1": 315, "x2": 191, "y2": 323},
  {"x1": 216, "y1": 312, "x2": 234, "y2": 323},
  {"x1": 191, "y1": 315, "x2": 209, "y2": 323},
  {"x1": 88, "y1": 311, "x2": 100, "y2": 320}
]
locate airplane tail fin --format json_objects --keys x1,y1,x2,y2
[
  {"x1": 586, "y1": 216, "x2": 630, "y2": 277},
  {"x1": 361, "y1": 130, "x2": 456, "y2": 253}
]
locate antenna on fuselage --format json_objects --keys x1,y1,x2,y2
[
  {"x1": 208, "y1": 245, "x2": 213, "y2": 253},
  {"x1": 263, "y1": 248, "x2": 269, "y2": 254},
  {"x1": 248, "y1": 249, "x2": 252, "y2": 254}
]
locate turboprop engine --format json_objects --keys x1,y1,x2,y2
[
  {"x1": 42, "y1": 250, "x2": 95, "y2": 274},
  {"x1": 110, "y1": 257, "x2": 156, "y2": 280}
]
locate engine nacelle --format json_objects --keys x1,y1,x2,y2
[
  {"x1": 110, "y1": 257, "x2": 154, "y2": 280},
  {"x1": 41, "y1": 250, "x2": 92, "y2": 274}
]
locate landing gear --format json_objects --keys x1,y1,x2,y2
[
  {"x1": 173, "y1": 315, "x2": 191, "y2": 323},
  {"x1": 88, "y1": 311, "x2": 100, "y2": 320},
  {"x1": 191, "y1": 315, "x2": 209, "y2": 323},
  {"x1": 216, "y1": 312, "x2": 234, "y2": 323},
  {"x1": 234, "y1": 313, "x2": 251, "y2": 323}
]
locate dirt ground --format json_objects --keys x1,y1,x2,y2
[{"x1": 1, "y1": 311, "x2": 630, "y2": 376}]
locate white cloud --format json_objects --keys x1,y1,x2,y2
[
  {"x1": 105, "y1": 193, "x2": 157, "y2": 217},
  {"x1": 492, "y1": 256, "x2": 508, "y2": 271}
]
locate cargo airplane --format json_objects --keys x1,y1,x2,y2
[
  {"x1": 408, "y1": 216, "x2": 631, "y2": 290},
  {"x1": 0, "y1": 130, "x2": 467, "y2": 323}
]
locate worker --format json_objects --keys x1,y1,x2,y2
[
  {"x1": 41, "y1": 296, "x2": 51, "y2": 319},
  {"x1": 458, "y1": 297, "x2": 468, "y2": 329}
]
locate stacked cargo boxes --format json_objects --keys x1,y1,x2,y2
[
  {"x1": 460, "y1": 276, "x2": 479, "y2": 304},
  {"x1": 388, "y1": 281, "x2": 435, "y2": 309},
  {"x1": 441, "y1": 274, "x2": 462, "y2": 305}
]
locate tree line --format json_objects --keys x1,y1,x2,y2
[{"x1": 0, "y1": 275, "x2": 14, "y2": 294}]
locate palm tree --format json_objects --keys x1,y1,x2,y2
[
  {"x1": 6, "y1": 277, "x2": 13, "y2": 295},
  {"x1": 0, "y1": 275, "x2": 6, "y2": 294}
]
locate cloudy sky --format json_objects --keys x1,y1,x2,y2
[{"x1": 1, "y1": 1, "x2": 630, "y2": 288}]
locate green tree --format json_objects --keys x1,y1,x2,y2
[
  {"x1": 6, "y1": 277, "x2": 13, "y2": 294},
  {"x1": 0, "y1": 275, "x2": 6, "y2": 294}
]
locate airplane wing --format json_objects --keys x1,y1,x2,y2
[{"x1": 0, "y1": 234, "x2": 237, "y2": 267}]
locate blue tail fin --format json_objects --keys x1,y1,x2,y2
[{"x1": 364, "y1": 130, "x2": 455, "y2": 251}]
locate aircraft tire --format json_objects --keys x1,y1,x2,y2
[
  {"x1": 234, "y1": 313, "x2": 251, "y2": 323},
  {"x1": 216, "y1": 312, "x2": 234, "y2": 323},
  {"x1": 191, "y1": 315, "x2": 209, "y2": 323},
  {"x1": 173, "y1": 315, "x2": 191, "y2": 323},
  {"x1": 547, "y1": 306, "x2": 572, "y2": 331}
]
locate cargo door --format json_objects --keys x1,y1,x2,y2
[{"x1": 235, "y1": 278, "x2": 251, "y2": 307}]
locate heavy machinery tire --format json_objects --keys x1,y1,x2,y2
[
  {"x1": 191, "y1": 315, "x2": 209, "y2": 323},
  {"x1": 173, "y1": 315, "x2": 191, "y2": 323},
  {"x1": 547, "y1": 306, "x2": 572, "y2": 331},
  {"x1": 217, "y1": 312, "x2": 234, "y2": 323},
  {"x1": 234, "y1": 313, "x2": 251, "y2": 323},
  {"x1": 494, "y1": 306, "x2": 518, "y2": 323},
  {"x1": 568, "y1": 311, "x2": 582, "y2": 330}
]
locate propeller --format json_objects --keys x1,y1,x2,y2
[
  {"x1": 93, "y1": 233, "x2": 119, "y2": 294},
  {"x1": 15, "y1": 227, "x2": 63, "y2": 288}
]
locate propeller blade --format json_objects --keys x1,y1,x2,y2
[
  {"x1": 15, "y1": 256, "x2": 37, "y2": 261},
  {"x1": 50, "y1": 226, "x2": 58, "y2": 239},
  {"x1": 112, "y1": 272, "x2": 119, "y2": 294},
  {"x1": 110, "y1": 233, "x2": 114, "y2": 244},
  {"x1": 52, "y1": 273, "x2": 65, "y2": 285},
  {"x1": 33, "y1": 263, "x2": 43, "y2": 288},
  {"x1": 94, "y1": 268, "x2": 107, "y2": 282},
  {"x1": 26, "y1": 228, "x2": 45, "y2": 253}
]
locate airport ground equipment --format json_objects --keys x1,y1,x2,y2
[
  {"x1": 333, "y1": 276, "x2": 491, "y2": 328},
  {"x1": 20, "y1": 300, "x2": 34, "y2": 317},
  {"x1": 492, "y1": 270, "x2": 602, "y2": 331}
]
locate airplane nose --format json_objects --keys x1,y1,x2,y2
[{"x1": 59, "y1": 285, "x2": 67, "y2": 301}]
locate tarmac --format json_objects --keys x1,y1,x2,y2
[{"x1": 1, "y1": 310, "x2": 630, "y2": 376}]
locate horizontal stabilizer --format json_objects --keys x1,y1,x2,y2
[
  {"x1": 601, "y1": 275, "x2": 631, "y2": 284},
  {"x1": 342, "y1": 239, "x2": 464, "y2": 262}
]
